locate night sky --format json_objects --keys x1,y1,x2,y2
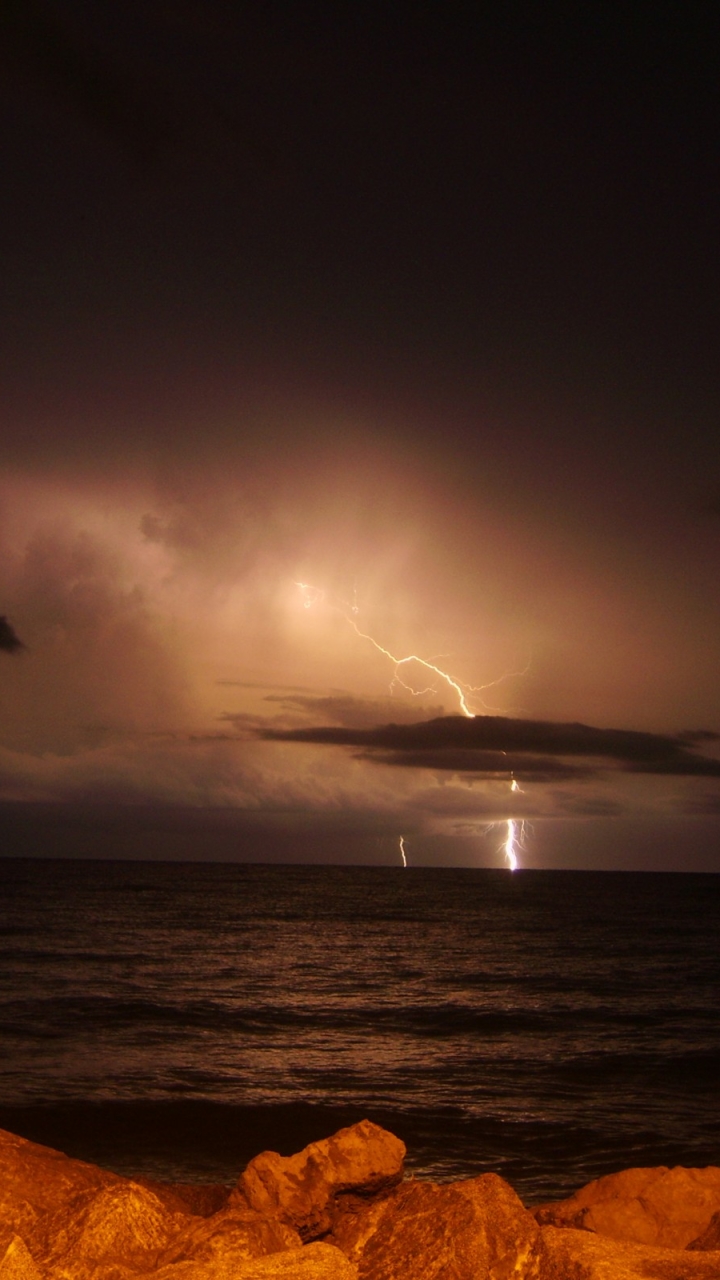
[{"x1": 1, "y1": 3, "x2": 719, "y2": 867}]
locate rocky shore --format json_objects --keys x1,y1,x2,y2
[{"x1": 2, "y1": 1119, "x2": 720, "y2": 1279}]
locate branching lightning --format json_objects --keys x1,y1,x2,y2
[
  {"x1": 502, "y1": 819, "x2": 520, "y2": 872},
  {"x1": 295, "y1": 580, "x2": 531, "y2": 870},
  {"x1": 478, "y1": 775, "x2": 528, "y2": 871},
  {"x1": 295, "y1": 581, "x2": 526, "y2": 718}
]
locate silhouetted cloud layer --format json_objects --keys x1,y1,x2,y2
[
  {"x1": 223, "y1": 692, "x2": 445, "y2": 735},
  {"x1": 262, "y1": 714, "x2": 720, "y2": 779},
  {"x1": 0, "y1": 617, "x2": 24, "y2": 654}
]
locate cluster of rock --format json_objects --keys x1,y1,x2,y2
[{"x1": 2, "y1": 1119, "x2": 720, "y2": 1280}]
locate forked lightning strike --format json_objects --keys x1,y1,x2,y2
[
  {"x1": 295, "y1": 581, "x2": 523, "y2": 718},
  {"x1": 347, "y1": 616, "x2": 477, "y2": 715},
  {"x1": 501, "y1": 817, "x2": 529, "y2": 872},
  {"x1": 295, "y1": 580, "x2": 530, "y2": 870},
  {"x1": 503, "y1": 819, "x2": 519, "y2": 872}
]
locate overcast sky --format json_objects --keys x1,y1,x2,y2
[{"x1": 1, "y1": 4, "x2": 719, "y2": 867}]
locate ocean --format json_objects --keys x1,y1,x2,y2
[{"x1": 0, "y1": 859, "x2": 718, "y2": 1204}]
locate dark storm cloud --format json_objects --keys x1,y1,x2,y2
[
  {"x1": 0, "y1": 617, "x2": 24, "y2": 654},
  {"x1": 261, "y1": 714, "x2": 720, "y2": 779},
  {"x1": 220, "y1": 694, "x2": 447, "y2": 740}
]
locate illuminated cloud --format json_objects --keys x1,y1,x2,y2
[{"x1": 0, "y1": 449, "x2": 718, "y2": 858}]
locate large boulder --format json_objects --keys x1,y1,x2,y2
[
  {"x1": 331, "y1": 1173, "x2": 540, "y2": 1280},
  {"x1": 150, "y1": 1241, "x2": 356, "y2": 1280},
  {"x1": 0, "y1": 1238, "x2": 42, "y2": 1280},
  {"x1": 133, "y1": 1179, "x2": 231, "y2": 1218},
  {"x1": 535, "y1": 1224, "x2": 720, "y2": 1279},
  {"x1": 44, "y1": 1181, "x2": 189, "y2": 1275},
  {"x1": 688, "y1": 1209, "x2": 720, "y2": 1251},
  {"x1": 534, "y1": 1165, "x2": 720, "y2": 1250},
  {"x1": 234, "y1": 1244, "x2": 357, "y2": 1279},
  {"x1": 41, "y1": 1184, "x2": 303, "y2": 1280},
  {"x1": 0, "y1": 1127, "x2": 119, "y2": 1260},
  {"x1": 235, "y1": 1120, "x2": 405, "y2": 1242},
  {"x1": 151, "y1": 1203, "x2": 301, "y2": 1276},
  {"x1": 0, "y1": 1130, "x2": 269, "y2": 1280}
]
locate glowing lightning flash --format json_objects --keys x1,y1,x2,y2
[
  {"x1": 295, "y1": 581, "x2": 524, "y2": 718},
  {"x1": 298, "y1": 583, "x2": 325, "y2": 609},
  {"x1": 503, "y1": 819, "x2": 519, "y2": 871},
  {"x1": 295, "y1": 580, "x2": 532, "y2": 869},
  {"x1": 346, "y1": 617, "x2": 478, "y2": 716},
  {"x1": 500, "y1": 817, "x2": 530, "y2": 871}
]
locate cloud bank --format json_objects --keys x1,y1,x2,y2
[
  {"x1": 1, "y1": 448, "x2": 719, "y2": 863},
  {"x1": 261, "y1": 713, "x2": 720, "y2": 780}
]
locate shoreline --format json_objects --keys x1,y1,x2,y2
[
  {"x1": 2, "y1": 1098, "x2": 713, "y2": 1208},
  {"x1": 2, "y1": 1119, "x2": 720, "y2": 1279}
]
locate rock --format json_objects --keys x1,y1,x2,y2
[
  {"x1": 45, "y1": 1181, "x2": 189, "y2": 1274},
  {"x1": 0, "y1": 1238, "x2": 42, "y2": 1280},
  {"x1": 153, "y1": 1203, "x2": 301, "y2": 1275},
  {"x1": 0, "y1": 1127, "x2": 119, "y2": 1259},
  {"x1": 687, "y1": 1208, "x2": 720, "y2": 1251},
  {"x1": 535, "y1": 1224, "x2": 720, "y2": 1279},
  {"x1": 7, "y1": 1121, "x2": 720, "y2": 1280},
  {"x1": 533, "y1": 1164, "x2": 720, "y2": 1249},
  {"x1": 151, "y1": 1241, "x2": 356, "y2": 1280},
  {"x1": 134, "y1": 1179, "x2": 231, "y2": 1218},
  {"x1": 330, "y1": 1172, "x2": 540, "y2": 1280},
  {"x1": 47, "y1": 1187, "x2": 302, "y2": 1280},
  {"x1": 236, "y1": 1120, "x2": 405, "y2": 1242},
  {"x1": 232, "y1": 1244, "x2": 358, "y2": 1279}
]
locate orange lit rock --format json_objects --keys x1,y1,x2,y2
[
  {"x1": 236, "y1": 1120, "x2": 406, "y2": 1242},
  {"x1": 0, "y1": 1238, "x2": 42, "y2": 1280},
  {"x1": 0, "y1": 1127, "x2": 119, "y2": 1259},
  {"x1": 6, "y1": 1122, "x2": 720, "y2": 1280},
  {"x1": 534, "y1": 1164, "x2": 720, "y2": 1250},
  {"x1": 152, "y1": 1203, "x2": 301, "y2": 1276},
  {"x1": 44, "y1": 1181, "x2": 189, "y2": 1275},
  {"x1": 688, "y1": 1209, "x2": 720, "y2": 1251},
  {"x1": 234, "y1": 1243, "x2": 357, "y2": 1278},
  {"x1": 151, "y1": 1241, "x2": 356, "y2": 1280},
  {"x1": 535, "y1": 1224, "x2": 720, "y2": 1279},
  {"x1": 43, "y1": 1184, "x2": 303, "y2": 1280},
  {"x1": 330, "y1": 1172, "x2": 540, "y2": 1280},
  {"x1": 134, "y1": 1180, "x2": 231, "y2": 1218}
]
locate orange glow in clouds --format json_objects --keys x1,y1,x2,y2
[
  {"x1": 295, "y1": 581, "x2": 526, "y2": 717},
  {"x1": 296, "y1": 580, "x2": 530, "y2": 869}
]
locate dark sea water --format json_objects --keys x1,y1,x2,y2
[{"x1": 1, "y1": 860, "x2": 718, "y2": 1204}]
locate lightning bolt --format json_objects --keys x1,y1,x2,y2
[
  {"x1": 295, "y1": 581, "x2": 526, "y2": 718},
  {"x1": 295, "y1": 580, "x2": 531, "y2": 868},
  {"x1": 503, "y1": 819, "x2": 519, "y2": 871},
  {"x1": 500, "y1": 816, "x2": 530, "y2": 871}
]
